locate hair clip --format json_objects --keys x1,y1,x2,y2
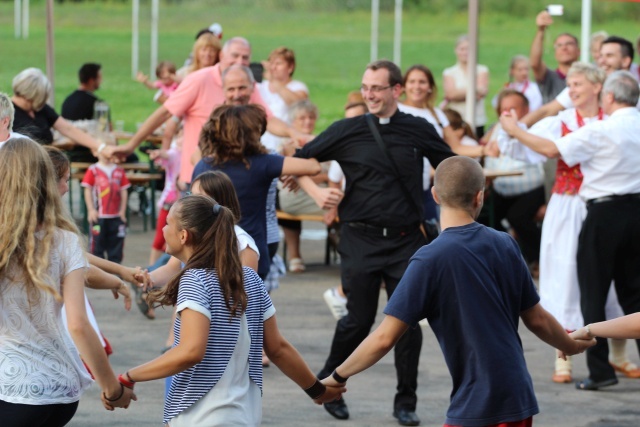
[{"x1": 212, "y1": 203, "x2": 221, "y2": 215}]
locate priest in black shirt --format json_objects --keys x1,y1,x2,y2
[{"x1": 295, "y1": 60, "x2": 454, "y2": 426}]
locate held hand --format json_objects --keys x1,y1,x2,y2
[
  {"x1": 103, "y1": 143, "x2": 133, "y2": 161},
  {"x1": 130, "y1": 267, "x2": 153, "y2": 291},
  {"x1": 320, "y1": 376, "x2": 344, "y2": 388},
  {"x1": 311, "y1": 187, "x2": 343, "y2": 210},
  {"x1": 280, "y1": 175, "x2": 300, "y2": 192},
  {"x1": 290, "y1": 129, "x2": 315, "y2": 147},
  {"x1": 149, "y1": 148, "x2": 168, "y2": 161},
  {"x1": 323, "y1": 207, "x2": 338, "y2": 226},
  {"x1": 569, "y1": 326, "x2": 596, "y2": 341},
  {"x1": 101, "y1": 384, "x2": 137, "y2": 410},
  {"x1": 499, "y1": 109, "x2": 520, "y2": 136},
  {"x1": 313, "y1": 385, "x2": 347, "y2": 405},
  {"x1": 111, "y1": 281, "x2": 132, "y2": 311},
  {"x1": 120, "y1": 213, "x2": 127, "y2": 223},
  {"x1": 536, "y1": 10, "x2": 553, "y2": 29}
]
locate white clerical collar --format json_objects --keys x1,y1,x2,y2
[{"x1": 379, "y1": 117, "x2": 390, "y2": 125}]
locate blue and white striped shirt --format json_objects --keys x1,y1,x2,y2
[{"x1": 163, "y1": 266, "x2": 273, "y2": 424}]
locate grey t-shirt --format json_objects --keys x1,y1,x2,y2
[{"x1": 538, "y1": 68, "x2": 566, "y2": 104}]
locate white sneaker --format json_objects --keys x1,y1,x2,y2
[{"x1": 323, "y1": 288, "x2": 348, "y2": 320}]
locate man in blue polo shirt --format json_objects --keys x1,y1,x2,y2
[{"x1": 321, "y1": 156, "x2": 594, "y2": 427}]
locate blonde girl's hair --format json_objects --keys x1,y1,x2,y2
[
  {"x1": 188, "y1": 33, "x2": 221, "y2": 73},
  {"x1": 0, "y1": 138, "x2": 80, "y2": 302},
  {"x1": 149, "y1": 195, "x2": 247, "y2": 317}
]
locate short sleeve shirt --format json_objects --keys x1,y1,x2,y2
[
  {"x1": 12, "y1": 103, "x2": 59, "y2": 145},
  {"x1": 81, "y1": 163, "x2": 131, "y2": 217},
  {"x1": 384, "y1": 222, "x2": 540, "y2": 426},
  {"x1": 0, "y1": 229, "x2": 92, "y2": 405},
  {"x1": 555, "y1": 107, "x2": 640, "y2": 199},
  {"x1": 192, "y1": 154, "x2": 284, "y2": 277},
  {"x1": 164, "y1": 64, "x2": 274, "y2": 183},
  {"x1": 165, "y1": 267, "x2": 274, "y2": 424}
]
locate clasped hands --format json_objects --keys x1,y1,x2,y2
[
  {"x1": 100, "y1": 383, "x2": 137, "y2": 411},
  {"x1": 308, "y1": 377, "x2": 347, "y2": 405},
  {"x1": 557, "y1": 327, "x2": 597, "y2": 360}
]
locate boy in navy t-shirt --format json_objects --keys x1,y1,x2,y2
[{"x1": 321, "y1": 156, "x2": 594, "y2": 427}]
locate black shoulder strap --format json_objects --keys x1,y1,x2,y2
[{"x1": 365, "y1": 113, "x2": 423, "y2": 221}]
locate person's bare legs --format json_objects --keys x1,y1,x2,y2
[{"x1": 283, "y1": 227, "x2": 305, "y2": 272}]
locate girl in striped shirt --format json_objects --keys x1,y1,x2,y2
[{"x1": 114, "y1": 195, "x2": 344, "y2": 426}]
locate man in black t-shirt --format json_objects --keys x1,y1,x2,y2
[
  {"x1": 62, "y1": 63, "x2": 104, "y2": 121},
  {"x1": 61, "y1": 63, "x2": 106, "y2": 162},
  {"x1": 295, "y1": 60, "x2": 454, "y2": 426}
]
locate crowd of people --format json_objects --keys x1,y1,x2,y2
[{"x1": 2, "y1": 10, "x2": 640, "y2": 427}]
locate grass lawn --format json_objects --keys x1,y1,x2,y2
[{"x1": 1, "y1": 1, "x2": 639, "y2": 132}]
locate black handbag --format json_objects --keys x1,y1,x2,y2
[{"x1": 365, "y1": 114, "x2": 440, "y2": 243}]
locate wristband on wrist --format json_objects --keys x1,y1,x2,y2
[
  {"x1": 97, "y1": 142, "x2": 107, "y2": 154},
  {"x1": 118, "y1": 372, "x2": 136, "y2": 389},
  {"x1": 303, "y1": 379, "x2": 326, "y2": 399},
  {"x1": 103, "y1": 383, "x2": 125, "y2": 402},
  {"x1": 585, "y1": 324, "x2": 594, "y2": 339},
  {"x1": 332, "y1": 369, "x2": 348, "y2": 384}
]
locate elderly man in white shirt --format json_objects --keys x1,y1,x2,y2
[
  {"x1": 500, "y1": 70, "x2": 640, "y2": 392},
  {"x1": 0, "y1": 92, "x2": 26, "y2": 145}
]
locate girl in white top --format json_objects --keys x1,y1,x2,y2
[
  {"x1": 0, "y1": 138, "x2": 134, "y2": 427},
  {"x1": 443, "y1": 35, "x2": 490, "y2": 137},
  {"x1": 494, "y1": 55, "x2": 543, "y2": 112},
  {"x1": 119, "y1": 195, "x2": 344, "y2": 426},
  {"x1": 402, "y1": 64, "x2": 486, "y2": 160},
  {"x1": 258, "y1": 47, "x2": 309, "y2": 153}
]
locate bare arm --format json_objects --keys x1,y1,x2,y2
[
  {"x1": 149, "y1": 256, "x2": 182, "y2": 289},
  {"x1": 84, "y1": 187, "x2": 98, "y2": 223},
  {"x1": 119, "y1": 189, "x2": 128, "y2": 222},
  {"x1": 53, "y1": 117, "x2": 101, "y2": 152},
  {"x1": 530, "y1": 11, "x2": 553, "y2": 82},
  {"x1": 500, "y1": 110, "x2": 560, "y2": 158},
  {"x1": 127, "y1": 309, "x2": 209, "y2": 381},
  {"x1": 104, "y1": 106, "x2": 172, "y2": 158},
  {"x1": 519, "y1": 100, "x2": 564, "y2": 127},
  {"x1": 160, "y1": 116, "x2": 179, "y2": 151},
  {"x1": 281, "y1": 157, "x2": 321, "y2": 176},
  {"x1": 85, "y1": 265, "x2": 132, "y2": 311},
  {"x1": 240, "y1": 247, "x2": 259, "y2": 273},
  {"x1": 442, "y1": 74, "x2": 467, "y2": 102},
  {"x1": 521, "y1": 303, "x2": 595, "y2": 355},
  {"x1": 64, "y1": 269, "x2": 134, "y2": 407},
  {"x1": 270, "y1": 80, "x2": 308, "y2": 105},
  {"x1": 477, "y1": 70, "x2": 489, "y2": 99},
  {"x1": 296, "y1": 175, "x2": 343, "y2": 209},
  {"x1": 263, "y1": 315, "x2": 345, "y2": 403},
  {"x1": 572, "y1": 313, "x2": 640, "y2": 340},
  {"x1": 85, "y1": 253, "x2": 148, "y2": 288},
  {"x1": 135, "y1": 71, "x2": 156, "y2": 90},
  {"x1": 321, "y1": 315, "x2": 409, "y2": 387}
]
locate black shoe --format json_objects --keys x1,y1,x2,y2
[
  {"x1": 393, "y1": 408, "x2": 420, "y2": 426},
  {"x1": 575, "y1": 377, "x2": 618, "y2": 391},
  {"x1": 324, "y1": 397, "x2": 349, "y2": 420}
]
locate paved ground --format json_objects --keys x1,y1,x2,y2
[{"x1": 64, "y1": 187, "x2": 640, "y2": 427}]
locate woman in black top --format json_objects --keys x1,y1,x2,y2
[{"x1": 11, "y1": 68, "x2": 103, "y2": 152}]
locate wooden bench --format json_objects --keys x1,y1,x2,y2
[{"x1": 276, "y1": 210, "x2": 338, "y2": 267}]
